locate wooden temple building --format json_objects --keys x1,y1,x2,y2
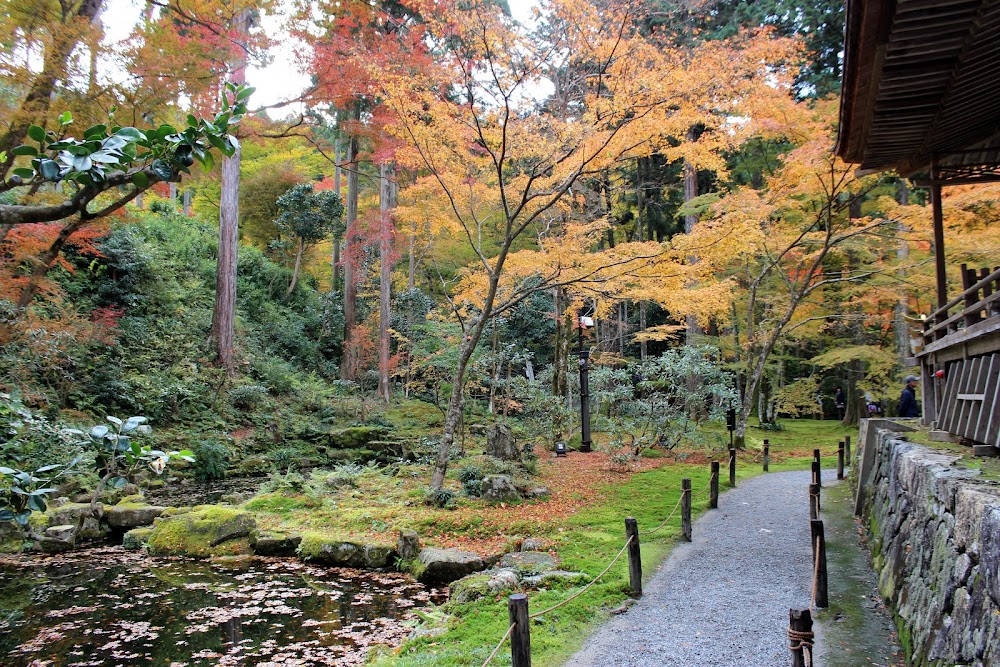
[{"x1": 836, "y1": 0, "x2": 1000, "y2": 450}]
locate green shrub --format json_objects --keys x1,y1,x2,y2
[
  {"x1": 268, "y1": 446, "x2": 302, "y2": 471},
  {"x1": 313, "y1": 463, "x2": 365, "y2": 490},
  {"x1": 458, "y1": 465, "x2": 484, "y2": 497},
  {"x1": 250, "y1": 357, "x2": 294, "y2": 395},
  {"x1": 260, "y1": 469, "x2": 307, "y2": 494},
  {"x1": 228, "y1": 385, "x2": 269, "y2": 411},
  {"x1": 192, "y1": 440, "x2": 229, "y2": 481},
  {"x1": 425, "y1": 487, "x2": 455, "y2": 508}
]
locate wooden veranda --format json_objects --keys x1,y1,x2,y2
[{"x1": 836, "y1": 0, "x2": 1000, "y2": 449}]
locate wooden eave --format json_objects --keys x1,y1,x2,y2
[{"x1": 836, "y1": 0, "x2": 1000, "y2": 180}]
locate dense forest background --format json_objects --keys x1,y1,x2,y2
[{"x1": 2, "y1": 0, "x2": 998, "y2": 486}]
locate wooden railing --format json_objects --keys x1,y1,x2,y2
[{"x1": 922, "y1": 264, "x2": 1000, "y2": 345}]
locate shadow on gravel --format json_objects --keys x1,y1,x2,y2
[{"x1": 814, "y1": 479, "x2": 904, "y2": 667}]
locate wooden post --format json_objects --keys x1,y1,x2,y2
[
  {"x1": 729, "y1": 448, "x2": 737, "y2": 487},
  {"x1": 681, "y1": 478, "x2": 692, "y2": 542},
  {"x1": 845, "y1": 435, "x2": 851, "y2": 464},
  {"x1": 837, "y1": 441, "x2": 845, "y2": 480},
  {"x1": 508, "y1": 594, "x2": 531, "y2": 667},
  {"x1": 789, "y1": 608, "x2": 813, "y2": 667},
  {"x1": 813, "y1": 448, "x2": 821, "y2": 466},
  {"x1": 811, "y1": 460, "x2": 822, "y2": 488},
  {"x1": 811, "y1": 520, "x2": 829, "y2": 608},
  {"x1": 763, "y1": 439, "x2": 770, "y2": 472},
  {"x1": 962, "y1": 264, "x2": 981, "y2": 326},
  {"x1": 710, "y1": 461, "x2": 719, "y2": 509},
  {"x1": 625, "y1": 517, "x2": 642, "y2": 598},
  {"x1": 809, "y1": 483, "x2": 820, "y2": 521}
]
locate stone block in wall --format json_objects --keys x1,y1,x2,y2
[
  {"x1": 981, "y1": 505, "x2": 1000, "y2": 608},
  {"x1": 954, "y1": 485, "x2": 1000, "y2": 558}
]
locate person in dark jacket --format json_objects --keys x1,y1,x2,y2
[{"x1": 898, "y1": 376, "x2": 920, "y2": 417}]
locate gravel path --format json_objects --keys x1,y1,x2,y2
[{"x1": 567, "y1": 470, "x2": 817, "y2": 667}]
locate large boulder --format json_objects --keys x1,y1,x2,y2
[
  {"x1": 297, "y1": 532, "x2": 395, "y2": 568},
  {"x1": 35, "y1": 524, "x2": 77, "y2": 553},
  {"x1": 397, "y1": 529, "x2": 421, "y2": 561},
  {"x1": 449, "y1": 569, "x2": 520, "y2": 604},
  {"x1": 327, "y1": 426, "x2": 390, "y2": 449},
  {"x1": 485, "y1": 424, "x2": 519, "y2": 461},
  {"x1": 122, "y1": 527, "x2": 154, "y2": 551},
  {"x1": 251, "y1": 532, "x2": 302, "y2": 557},
  {"x1": 499, "y1": 550, "x2": 559, "y2": 574},
  {"x1": 105, "y1": 503, "x2": 167, "y2": 529},
  {"x1": 43, "y1": 503, "x2": 106, "y2": 543},
  {"x1": 146, "y1": 506, "x2": 256, "y2": 558},
  {"x1": 481, "y1": 475, "x2": 520, "y2": 503},
  {"x1": 411, "y1": 547, "x2": 485, "y2": 584}
]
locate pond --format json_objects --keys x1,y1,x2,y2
[{"x1": 0, "y1": 547, "x2": 445, "y2": 666}]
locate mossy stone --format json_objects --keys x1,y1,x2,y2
[
  {"x1": 122, "y1": 527, "x2": 154, "y2": 550},
  {"x1": 146, "y1": 506, "x2": 256, "y2": 558},
  {"x1": 327, "y1": 426, "x2": 390, "y2": 450},
  {"x1": 251, "y1": 532, "x2": 302, "y2": 557},
  {"x1": 297, "y1": 531, "x2": 395, "y2": 568}
]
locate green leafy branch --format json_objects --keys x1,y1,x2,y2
[{"x1": 0, "y1": 83, "x2": 254, "y2": 226}]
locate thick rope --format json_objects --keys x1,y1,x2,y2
[
  {"x1": 788, "y1": 627, "x2": 814, "y2": 667},
  {"x1": 646, "y1": 490, "x2": 687, "y2": 534},
  {"x1": 528, "y1": 535, "x2": 635, "y2": 619},
  {"x1": 480, "y1": 622, "x2": 516, "y2": 667},
  {"x1": 692, "y1": 470, "x2": 718, "y2": 498}
]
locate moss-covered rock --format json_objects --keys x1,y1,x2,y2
[
  {"x1": 251, "y1": 531, "x2": 302, "y2": 557},
  {"x1": 122, "y1": 527, "x2": 154, "y2": 550},
  {"x1": 105, "y1": 504, "x2": 167, "y2": 529},
  {"x1": 146, "y1": 506, "x2": 256, "y2": 558},
  {"x1": 41, "y1": 503, "x2": 107, "y2": 543},
  {"x1": 448, "y1": 569, "x2": 519, "y2": 604},
  {"x1": 410, "y1": 547, "x2": 485, "y2": 584},
  {"x1": 498, "y1": 551, "x2": 559, "y2": 575},
  {"x1": 45, "y1": 503, "x2": 101, "y2": 527},
  {"x1": 327, "y1": 426, "x2": 390, "y2": 449},
  {"x1": 297, "y1": 532, "x2": 395, "y2": 568},
  {"x1": 325, "y1": 448, "x2": 378, "y2": 463},
  {"x1": 0, "y1": 531, "x2": 25, "y2": 553}
]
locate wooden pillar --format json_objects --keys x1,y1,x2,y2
[
  {"x1": 811, "y1": 520, "x2": 829, "y2": 608},
  {"x1": 508, "y1": 594, "x2": 531, "y2": 667},
  {"x1": 930, "y1": 160, "x2": 948, "y2": 315},
  {"x1": 729, "y1": 448, "x2": 737, "y2": 487},
  {"x1": 710, "y1": 461, "x2": 719, "y2": 509},
  {"x1": 763, "y1": 439, "x2": 770, "y2": 472},
  {"x1": 789, "y1": 608, "x2": 814, "y2": 667},
  {"x1": 681, "y1": 479, "x2": 692, "y2": 542},
  {"x1": 625, "y1": 517, "x2": 642, "y2": 598},
  {"x1": 809, "y1": 483, "x2": 820, "y2": 521}
]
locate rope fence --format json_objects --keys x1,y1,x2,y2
[
  {"x1": 480, "y1": 622, "x2": 517, "y2": 667},
  {"x1": 528, "y1": 535, "x2": 635, "y2": 619},
  {"x1": 645, "y1": 491, "x2": 687, "y2": 534}
]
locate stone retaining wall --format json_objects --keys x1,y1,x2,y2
[{"x1": 858, "y1": 422, "x2": 1000, "y2": 667}]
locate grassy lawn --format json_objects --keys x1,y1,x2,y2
[{"x1": 242, "y1": 417, "x2": 855, "y2": 666}]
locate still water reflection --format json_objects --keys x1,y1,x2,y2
[{"x1": 0, "y1": 547, "x2": 444, "y2": 666}]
